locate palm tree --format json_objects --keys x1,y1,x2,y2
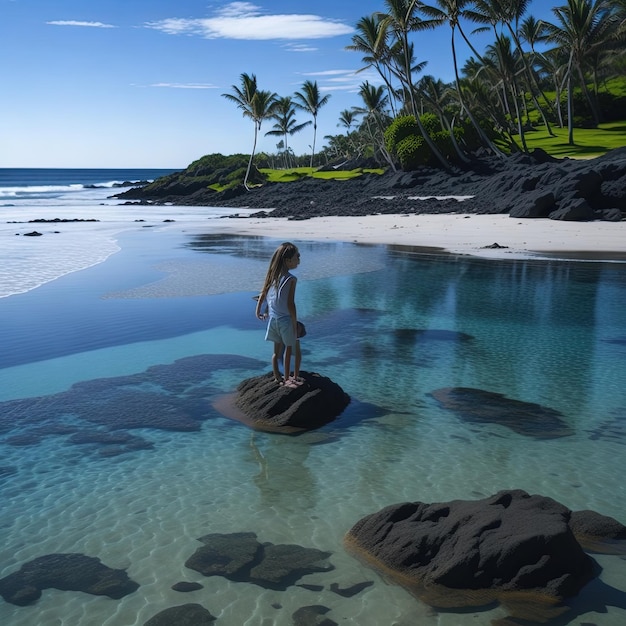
[
  {"x1": 346, "y1": 14, "x2": 399, "y2": 114},
  {"x1": 265, "y1": 96, "x2": 310, "y2": 169},
  {"x1": 534, "y1": 47, "x2": 570, "y2": 128},
  {"x1": 293, "y1": 80, "x2": 331, "y2": 168},
  {"x1": 222, "y1": 73, "x2": 277, "y2": 190},
  {"x1": 355, "y1": 81, "x2": 397, "y2": 169},
  {"x1": 338, "y1": 109, "x2": 358, "y2": 132},
  {"x1": 542, "y1": 0, "x2": 615, "y2": 139},
  {"x1": 420, "y1": 0, "x2": 505, "y2": 157},
  {"x1": 378, "y1": 0, "x2": 451, "y2": 169},
  {"x1": 485, "y1": 33, "x2": 529, "y2": 151},
  {"x1": 466, "y1": 0, "x2": 555, "y2": 137}
]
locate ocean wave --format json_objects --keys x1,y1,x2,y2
[{"x1": 0, "y1": 180, "x2": 145, "y2": 198}]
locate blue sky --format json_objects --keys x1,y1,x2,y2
[{"x1": 1, "y1": 0, "x2": 553, "y2": 168}]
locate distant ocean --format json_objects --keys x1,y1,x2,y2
[{"x1": 0, "y1": 167, "x2": 179, "y2": 205}]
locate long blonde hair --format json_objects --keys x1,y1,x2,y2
[{"x1": 260, "y1": 242, "x2": 298, "y2": 295}]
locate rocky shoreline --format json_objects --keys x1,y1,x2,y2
[{"x1": 115, "y1": 147, "x2": 626, "y2": 222}]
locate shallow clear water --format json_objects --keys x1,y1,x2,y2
[{"x1": 1, "y1": 231, "x2": 625, "y2": 626}]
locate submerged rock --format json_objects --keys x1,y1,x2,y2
[
  {"x1": 185, "y1": 532, "x2": 334, "y2": 591},
  {"x1": 292, "y1": 604, "x2": 337, "y2": 626},
  {"x1": 0, "y1": 553, "x2": 139, "y2": 606},
  {"x1": 430, "y1": 386, "x2": 573, "y2": 438},
  {"x1": 345, "y1": 490, "x2": 609, "y2": 622},
  {"x1": 218, "y1": 371, "x2": 350, "y2": 433},
  {"x1": 144, "y1": 603, "x2": 216, "y2": 625}
]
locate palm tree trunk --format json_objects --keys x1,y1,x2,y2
[
  {"x1": 576, "y1": 62, "x2": 601, "y2": 126},
  {"x1": 567, "y1": 71, "x2": 574, "y2": 145},
  {"x1": 506, "y1": 25, "x2": 555, "y2": 136},
  {"x1": 451, "y1": 28, "x2": 505, "y2": 159},
  {"x1": 244, "y1": 124, "x2": 259, "y2": 191},
  {"x1": 512, "y1": 81, "x2": 529, "y2": 152}
]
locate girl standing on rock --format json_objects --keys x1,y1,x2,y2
[{"x1": 256, "y1": 242, "x2": 303, "y2": 388}]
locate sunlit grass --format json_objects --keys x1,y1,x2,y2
[
  {"x1": 259, "y1": 166, "x2": 385, "y2": 182},
  {"x1": 522, "y1": 122, "x2": 626, "y2": 158}
]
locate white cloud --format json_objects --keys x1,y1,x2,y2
[
  {"x1": 302, "y1": 70, "x2": 359, "y2": 77},
  {"x1": 146, "y1": 2, "x2": 353, "y2": 40},
  {"x1": 150, "y1": 83, "x2": 219, "y2": 89},
  {"x1": 47, "y1": 20, "x2": 116, "y2": 28},
  {"x1": 284, "y1": 43, "x2": 319, "y2": 53},
  {"x1": 296, "y1": 68, "x2": 382, "y2": 93}
]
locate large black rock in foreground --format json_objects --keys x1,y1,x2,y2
[
  {"x1": 345, "y1": 490, "x2": 626, "y2": 622},
  {"x1": 215, "y1": 371, "x2": 350, "y2": 433}
]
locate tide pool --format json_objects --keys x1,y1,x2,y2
[{"x1": 1, "y1": 231, "x2": 625, "y2": 625}]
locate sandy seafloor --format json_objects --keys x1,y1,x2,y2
[{"x1": 1, "y1": 197, "x2": 626, "y2": 626}]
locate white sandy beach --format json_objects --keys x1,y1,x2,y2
[
  {"x1": 197, "y1": 212, "x2": 626, "y2": 260},
  {"x1": 3, "y1": 205, "x2": 626, "y2": 298}
]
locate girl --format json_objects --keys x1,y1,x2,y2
[{"x1": 256, "y1": 242, "x2": 302, "y2": 387}]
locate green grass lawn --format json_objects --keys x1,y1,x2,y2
[
  {"x1": 259, "y1": 166, "x2": 385, "y2": 182},
  {"x1": 522, "y1": 121, "x2": 626, "y2": 158}
]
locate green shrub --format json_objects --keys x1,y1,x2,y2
[
  {"x1": 385, "y1": 116, "x2": 420, "y2": 154},
  {"x1": 420, "y1": 112, "x2": 441, "y2": 135},
  {"x1": 433, "y1": 130, "x2": 454, "y2": 161},
  {"x1": 396, "y1": 135, "x2": 429, "y2": 169}
]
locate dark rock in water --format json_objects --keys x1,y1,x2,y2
[
  {"x1": 345, "y1": 490, "x2": 597, "y2": 622},
  {"x1": 23, "y1": 231, "x2": 42, "y2": 237},
  {"x1": 569, "y1": 509, "x2": 626, "y2": 554},
  {"x1": 226, "y1": 371, "x2": 350, "y2": 433},
  {"x1": 186, "y1": 532, "x2": 260, "y2": 579},
  {"x1": 292, "y1": 604, "x2": 337, "y2": 626},
  {"x1": 329, "y1": 580, "x2": 374, "y2": 597},
  {"x1": 393, "y1": 328, "x2": 474, "y2": 343},
  {"x1": 0, "y1": 553, "x2": 139, "y2": 606},
  {"x1": 171, "y1": 581, "x2": 204, "y2": 592},
  {"x1": 248, "y1": 543, "x2": 334, "y2": 589},
  {"x1": 430, "y1": 387, "x2": 573, "y2": 438},
  {"x1": 185, "y1": 532, "x2": 334, "y2": 591},
  {"x1": 144, "y1": 603, "x2": 216, "y2": 625}
]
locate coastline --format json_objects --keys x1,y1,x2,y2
[
  {"x1": 193, "y1": 212, "x2": 626, "y2": 261},
  {"x1": 3, "y1": 205, "x2": 626, "y2": 299}
]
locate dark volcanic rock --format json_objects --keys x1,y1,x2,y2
[
  {"x1": 345, "y1": 490, "x2": 598, "y2": 621},
  {"x1": 430, "y1": 386, "x2": 573, "y2": 438},
  {"x1": 171, "y1": 581, "x2": 204, "y2": 592},
  {"x1": 569, "y1": 509, "x2": 626, "y2": 554},
  {"x1": 508, "y1": 189, "x2": 556, "y2": 218},
  {"x1": 292, "y1": 604, "x2": 337, "y2": 626},
  {"x1": 393, "y1": 328, "x2": 474, "y2": 343},
  {"x1": 185, "y1": 532, "x2": 261, "y2": 579},
  {"x1": 114, "y1": 147, "x2": 626, "y2": 222},
  {"x1": 144, "y1": 603, "x2": 216, "y2": 625},
  {"x1": 185, "y1": 532, "x2": 334, "y2": 591},
  {"x1": 0, "y1": 553, "x2": 139, "y2": 606},
  {"x1": 549, "y1": 197, "x2": 595, "y2": 221},
  {"x1": 230, "y1": 371, "x2": 350, "y2": 432}
]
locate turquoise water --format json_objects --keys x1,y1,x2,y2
[{"x1": 1, "y1": 230, "x2": 625, "y2": 625}]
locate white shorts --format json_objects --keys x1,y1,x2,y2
[{"x1": 265, "y1": 316, "x2": 296, "y2": 349}]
